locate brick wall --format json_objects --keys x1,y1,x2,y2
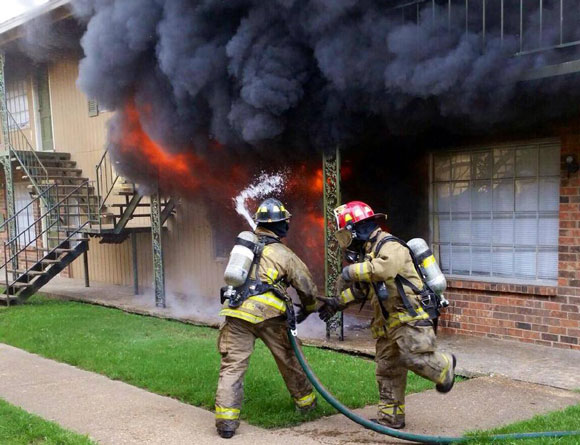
[{"x1": 439, "y1": 132, "x2": 580, "y2": 350}]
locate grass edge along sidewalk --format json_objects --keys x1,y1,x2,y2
[
  {"x1": 0, "y1": 296, "x2": 435, "y2": 428},
  {"x1": 465, "y1": 403, "x2": 580, "y2": 444},
  {"x1": 0, "y1": 397, "x2": 95, "y2": 445}
]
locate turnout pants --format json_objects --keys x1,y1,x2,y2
[
  {"x1": 215, "y1": 316, "x2": 315, "y2": 431},
  {"x1": 375, "y1": 320, "x2": 453, "y2": 425}
]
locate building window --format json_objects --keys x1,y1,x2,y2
[
  {"x1": 6, "y1": 80, "x2": 30, "y2": 130},
  {"x1": 431, "y1": 141, "x2": 560, "y2": 284}
]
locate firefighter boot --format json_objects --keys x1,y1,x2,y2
[
  {"x1": 436, "y1": 353, "x2": 457, "y2": 393},
  {"x1": 371, "y1": 417, "x2": 406, "y2": 429},
  {"x1": 216, "y1": 425, "x2": 235, "y2": 439},
  {"x1": 295, "y1": 392, "x2": 317, "y2": 414},
  {"x1": 372, "y1": 402, "x2": 405, "y2": 429}
]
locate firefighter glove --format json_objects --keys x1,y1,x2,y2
[
  {"x1": 341, "y1": 264, "x2": 355, "y2": 281},
  {"x1": 317, "y1": 296, "x2": 340, "y2": 322},
  {"x1": 295, "y1": 304, "x2": 311, "y2": 324}
]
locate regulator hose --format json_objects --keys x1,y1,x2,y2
[{"x1": 288, "y1": 330, "x2": 580, "y2": 444}]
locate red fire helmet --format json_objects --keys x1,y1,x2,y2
[{"x1": 333, "y1": 201, "x2": 387, "y2": 230}]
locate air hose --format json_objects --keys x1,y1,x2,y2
[{"x1": 288, "y1": 330, "x2": 580, "y2": 444}]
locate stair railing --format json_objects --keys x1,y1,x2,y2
[
  {"x1": 2, "y1": 109, "x2": 49, "y2": 199},
  {"x1": 1, "y1": 180, "x2": 94, "y2": 298},
  {"x1": 95, "y1": 147, "x2": 120, "y2": 209},
  {"x1": 95, "y1": 146, "x2": 120, "y2": 232},
  {"x1": 389, "y1": 0, "x2": 580, "y2": 56}
]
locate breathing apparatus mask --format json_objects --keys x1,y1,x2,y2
[
  {"x1": 337, "y1": 220, "x2": 379, "y2": 263},
  {"x1": 258, "y1": 220, "x2": 290, "y2": 238}
]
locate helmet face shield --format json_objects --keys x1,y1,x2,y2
[{"x1": 335, "y1": 228, "x2": 353, "y2": 249}]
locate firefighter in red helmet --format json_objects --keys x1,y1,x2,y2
[{"x1": 318, "y1": 201, "x2": 456, "y2": 429}]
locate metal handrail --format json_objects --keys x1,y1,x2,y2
[
  {"x1": 0, "y1": 183, "x2": 57, "y2": 234},
  {"x1": 2, "y1": 180, "x2": 94, "y2": 296},
  {"x1": 96, "y1": 146, "x2": 120, "y2": 212},
  {"x1": 388, "y1": 0, "x2": 580, "y2": 57},
  {"x1": 2, "y1": 109, "x2": 49, "y2": 198}
]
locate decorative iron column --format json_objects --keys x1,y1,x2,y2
[
  {"x1": 0, "y1": 52, "x2": 17, "y2": 273},
  {"x1": 323, "y1": 146, "x2": 343, "y2": 341},
  {"x1": 150, "y1": 187, "x2": 166, "y2": 308}
]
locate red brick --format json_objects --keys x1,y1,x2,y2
[
  {"x1": 490, "y1": 326, "x2": 508, "y2": 335},
  {"x1": 474, "y1": 324, "x2": 491, "y2": 334},
  {"x1": 548, "y1": 326, "x2": 567, "y2": 335},
  {"x1": 562, "y1": 304, "x2": 579, "y2": 312},
  {"x1": 561, "y1": 319, "x2": 579, "y2": 328},
  {"x1": 543, "y1": 302, "x2": 562, "y2": 311},
  {"x1": 542, "y1": 333, "x2": 559, "y2": 342},
  {"x1": 521, "y1": 330, "x2": 541, "y2": 340},
  {"x1": 561, "y1": 336, "x2": 579, "y2": 345},
  {"x1": 568, "y1": 296, "x2": 580, "y2": 305},
  {"x1": 544, "y1": 317, "x2": 561, "y2": 326}
]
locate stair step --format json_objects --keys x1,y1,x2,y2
[
  {"x1": 10, "y1": 282, "x2": 31, "y2": 288},
  {"x1": 8, "y1": 269, "x2": 46, "y2": 276},
  {"x1": 28, "y1": 184, "x2": 94, "y2": 192},
  {"x1": 28, "y1": 247, "x2": 74, "y2": 254},
  {"x1": 31, "y1": 193, "x2": 99, "y2": 200},
  {"x1": 55, "y1": 248, "x2": 74, "y2": 253},
  {"x1": 50, "y1": 203, "x2": 100, "y2": 208},
  {"x1": 111, "y1": 203, "x2": 149, "y2": 208},
  {"x1": 47, "y1": 236, "x2": 89, "y2": 242},
  {"x1": 0, "y1": 294, "x2": 19, "y2": 302},
  {"x1": 41, "y1": 259, "x2": 62, "y2": 265},
  {"x1": 13, "y1": 151, "x2": 71, "y2": 160},
  {"x1": 24, "y1": 176, "x2": 87, "y2": 182},
  {"x1": 13, "y1": 158, "x2": 76, "y2": 166},
  {"x1": 17, "y1": 166, "x2": 82, "y2": 173}
]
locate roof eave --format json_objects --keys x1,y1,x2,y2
[{"x1": 0, "y1": 0, "x2": 72, "y2": 42}]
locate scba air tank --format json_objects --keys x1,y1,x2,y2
[
  {"x1": 407, "y1": 238, "x2": 449, "y2": 307},
  {"x1": 224, "y1": 231, "x2": 258, "y2": 288}
]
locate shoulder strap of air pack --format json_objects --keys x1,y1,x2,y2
[
  {"x1": 374, "y1": 235, "x2": 424, "y2": 284},
  {"x1": 373, "y1": 235, "x2": 422, "y2": 317}
]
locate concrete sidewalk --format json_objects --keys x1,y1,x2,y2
[
  {"x1": 0, "y1": 344, "x2": 316, "y2": 445},
  {"x1": 280, "y1": 376, "x2": 580, "y2": 444},
  {"x1": 1, "y1": 343, "x2": 579, "y2": 445},
  {"x1": 43, "y1": 276, "x2": 580, "y2": 390}
]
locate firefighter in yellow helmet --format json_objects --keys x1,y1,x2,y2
[
  {"x1": 318, "y1": 201, "x2": 456, "y2": 430},
  {"x1": 215, "y1": 198, "x2": 318, "y2": 439}
]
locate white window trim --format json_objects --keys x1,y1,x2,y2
[{"x1": 429, "y1": 138, "x2": 560, "y2": 286}]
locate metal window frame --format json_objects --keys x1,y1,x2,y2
[
  {"x1": 430, "y1": 139, "x2": 560, "y2": 284},
  {"x1": 6, "y1": 79, "x2": 30, "y2": 130}
]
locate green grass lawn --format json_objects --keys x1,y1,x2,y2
[
  {"x1": 0, "y1": 296, "x2": 435, "y2": 428},
  {"x1": 0, "y1": 398, "x2": 95, "y2": 445},
  {"x1": 466, "y1": 403, "x2": 580, "y2": 444}
]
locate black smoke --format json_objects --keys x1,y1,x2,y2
[{"x1": 71, "y1": 0, "x2": 580, "y2": 163}]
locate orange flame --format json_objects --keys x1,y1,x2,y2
[
  {"x1": 118, "y1": 102, "x2": 209, "y2": 193},
  {"x1": 117, "y1": 99, "x2": 332, "y2": 288}
]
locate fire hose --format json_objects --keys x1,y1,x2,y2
[{"x1": 287, "y1": 327, "x2": 580, "y2": 444}]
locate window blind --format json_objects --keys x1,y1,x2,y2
[{"x1": 432, "y1": 142, "x2": 560, "y2": 282}]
